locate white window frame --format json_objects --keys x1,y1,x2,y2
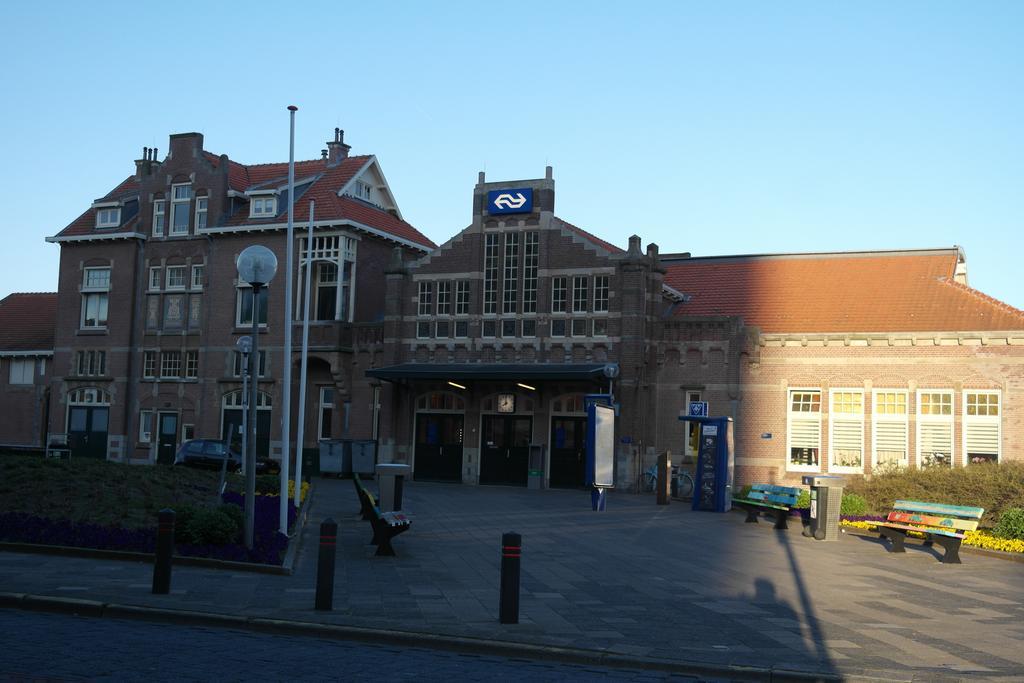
[
  {"x1": 916, "y1": 390, "x2": 954, "y2": 469},
  {"x1": 165, "y1": 265, "x2": 187, "y2": 290},
  {"x1": 9, "y1": 358, "x2": 34, "y2": 385},
  {"x1": 683, "y1": 391, "x2": 703, "y2": 458},
  {"x1": 235, "y1": 285, "x2": 268, "y2": 327},
  {"x1": 437, "y1": 281, "x2": 451, "y2": 316},
  {"x1": 152, "y1": 200, "x2": 165, "y2": 237},
  {"x1": 594, "y1": 275, "x2": 609, "y2": 313},
  {"x1": 354, "y1": 180, "x2": 372, "y2": 201},
  {"x1": 417, "y1": 281, "x2": 433, "y2": 316},
  {"x1": 962, "y1": 390, "x2": 1001, "y2": 465},
  {"x1": 571, "y1": 276, "x2": 588, "y2": 314},
  {"x1": 143, "y1": 351, "x2": 157, "y2": 378},
  {"x1": 139, "y1": 410, "x2": 153, "y2": 444},
  {"x1": 184, "y1": 350, "x2": 199, "y2": 379},
  {"x1": 194, "y1": 196, "x2": 208, "y2": 230},
  {"x1": 551, "y1": 276, "x2": 567, "y2": 314},
  {"x1": 828, "y1": 389, "x2": 864, "y2": 474},
  {"x1": 250, "y1": 195, "x2": 277, "y2": 218},
  {"x1": 786, "y1": 388, "x2": 822, "y2": 473},
  {"x1": 871, "y1": 389, "x2": 909, "y2": 471},
  {"x1": 455, "y1": 280, "x2": 470, "y2": 316},
  {"x1": 96, "y1": 207, "x2": 120, "y2": 229},
  {"x1": 318, "y1": 386, "x2": 335, "y2": 440},
  {"x1": 160, "y1": 351, "x2": 182, "y2": 379},
  {"x1": 81, "y1": 267, "x2": 111, "y2": 330},
  {"x1": 149, "y1": 267, "x2": 162, "y2": 291},
  {"x1": 191, "y1": 264, "x2": 204, "y2": 290},
  {"x1": 170, "y1": 183, "x2": 192, "y2": 235}
]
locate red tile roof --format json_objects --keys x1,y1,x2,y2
[
  {"x1": 555, "y1": 218, "x2": 623, "y2": 253},
  {"x1": 0, "y1": 293, "x2": 57, "y2": 352},
  {"x1": 662, "y1": 249, "x2": 1024, "y2": 334},
  {"x1": 53, "y1": 151, "x2": 436, "y2": 251}
]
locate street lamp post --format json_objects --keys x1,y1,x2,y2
[{"x1": 236, "y1": 245, "x2": 278, "y2": 549}]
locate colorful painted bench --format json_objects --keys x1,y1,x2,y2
[
  {"x1": 353, "y1": 473, "x2": 411, "y2": 557},
  {"x1": 874, "y1": 500, "x2": 984, "y2": 564},
  {"x1": 732, "y1": 484, "x2": 802, "y2": 530}
]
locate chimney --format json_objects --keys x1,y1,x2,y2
[
  {"x1": 326, "y1": 128, "x2": 351, "y2": 166},
  {"x1": 135, "y1": 146, "x2": 160, "y2": 178},
  {"x1": 321, "y1": 149, "x2": 329, "y2": 161}
]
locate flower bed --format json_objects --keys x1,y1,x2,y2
[
  {"x1": 0, "y1": 490, "x2": 299, "y2": 566},
  {"x1": 839, "y1": 517, "x2": 1024, "y2": 554}
]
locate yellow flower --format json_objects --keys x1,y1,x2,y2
[{"x1": 840, "y1": 521, "x2": 1024, "y2": 554}]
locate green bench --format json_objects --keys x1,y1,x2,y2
[
  {"x1": 874, "y1": 500, "x2": 983, "y2": 564},
  {"x1": 353, "y1": 473, "x2": 411, "y2": 557},
  {"x1": 732, "y1": 483, "x2": 801, "y2": 530}
]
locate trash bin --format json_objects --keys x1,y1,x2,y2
[
  {"x1": 319, "y1": 439, "x2": 350, "y2": 477},
  {"x1": 351, "y1": 439, "x2": 377, "y2": 476},
  {"x1": 801, "y1": 475, "x2": 845, "y2": 540},
  {"x1": 527, "y1": 444, "x2": 545, "y2": 490},
  {"x1": 375, "y1": 463, "x2": 411, "y2": 511}
]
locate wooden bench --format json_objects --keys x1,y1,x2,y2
[
  {"x1": 874, "y1": 500, "x2": 984, "y2": 564},
  {"x1": 732, "y1": 484, "x2": 802, "y2": 530},
  {"x1": 353, "y1": 473, "x2": 411, "y2": 557}
]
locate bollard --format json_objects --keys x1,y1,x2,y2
[
  {"x1": 656, "y1": 452, "x2": 671, "y2": 505},
  {"x1": 499, "y1": 532, "x2": 521, "y2": 624},
  {"x1": 152, "y1": 508, "x2": 175, "y2": 595},
  {"x1": 315, "y1": 518, "x2": 338, "y2": 611}
]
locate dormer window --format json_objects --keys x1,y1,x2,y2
[
  {"x1": 354, "y1": 181, "x2": 372, "y2": 201},
  {"x1": 250, "y1": 196, "x2": 277, "y2": 218},
  {"x1": 96, "y1": 207, "x2": 121, "y2": 229}
]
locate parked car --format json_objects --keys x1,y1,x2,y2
[{"x1": 173, "y1": 439, "x2": 280, "y2": 475}]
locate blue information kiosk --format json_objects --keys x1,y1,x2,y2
[{"x1": 678, "y1": 414, "x2": 735, "y2": 512}]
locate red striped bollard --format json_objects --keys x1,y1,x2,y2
[
  {"x1": 315, "y1": 518, "x2": 338, "y2": 611},
  {"x1": 152, "y1": 508, "x2": 175, "y2": 594},
  {"x1": 499, "y1": 532, "x2": 521, "y2": 624}
]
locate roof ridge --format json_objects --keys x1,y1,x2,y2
[
  {"x1": 240, "y1": 155, "x2": 371, "y2": 169},
  {"x1": 942, "y1": 278, "x2": 1024, "y2": 320},
  {"x1": 555, "y1": 217, "x2": 623, "y2": 253},
  {"x1": 662, "y1": 247, "x2": 961, "y2": 263}
]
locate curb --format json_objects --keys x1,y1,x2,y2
[{"x1": 0, "y1": 591, "x2": 906, "y2": 682}]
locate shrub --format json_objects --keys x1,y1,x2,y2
[
  {"x1": 182, "y1": 507, "x2": 238, "y2": 545},
  {"x1": 254, "y1": 475, "x2": 280, "y2": 495},
  {"x1": 737, "y1": 484, "x2": 752, "y2": 500},
  {"x1": 840, "y1": 493, "x2": 868, "y2": 516},
  {"x1": 993, "y1": 508, "x2": 1024, "y2": 540},
  {"x1": 173, "y1": 505, "x2": 198, "y2": 540},
  {"x1": 795, "y1": 490, "x2": 810, "y2": 509},
  {"x1": 218, "y1": 502, "x2": 243, "y2": 530}
]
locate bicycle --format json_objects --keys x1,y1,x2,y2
[{"x1": 640, "y1": 465, "x2": 694, "y2": 498}]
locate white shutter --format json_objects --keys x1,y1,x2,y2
[
  {"x1": 965, "y1": 423, "x2": 999, "y2": 456},
  {"x1": 791, "y1": 418, "x2": 820, "y2": 449},
  {"x1": 919, "y1": 422, "x2": 952, "y2": 467},
  {"x1": 831, "y1": 418, "x2": 863, "y2": 469},
  {"x1": 874, "y1": 420, "x2": 907, "y2": 467}
]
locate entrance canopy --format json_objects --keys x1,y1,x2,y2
[{"x1": 366, "y1": 363, "x2": 616, "y2": 383}]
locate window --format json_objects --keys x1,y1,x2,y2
[
  {"x1": 194, "y1": 197, "x2": 208, "y2": 230},
  {"x1": 502, "y1": 233, "x2": 519, "y2": 314},
  {"x1": 232, "y1": 350, "x2": 266, "y2": 377},
  {"x1": 75, "y1": 350, "x2": 106, "y2": 376},
  {"x1": 592, "y1": 318, "x2": 608, "y2": 337},
  {"x1": 185, "y1": 351, "x2": 198, "y2": 379},
  {"x1": 160, "y1": 351, "x2": 182, "y2": 378},
  {"x1": 964, "y1": 391, "x2": 1000, "y2": 464},
  {"x1": 551, "y1": 319, "x2": 566, "y2": 337},
  {"x1": 521, "y1": 319, "x2": 536, "y2": 337},
  {"x1": 787, "y1": 389, "x2": 821, "y2": 471},
  {"x1": 551, "y1": 276, "x2": 567, "y2": 314},
  {"x1": 917, "y1": 390, "x2": 953, "y2": 468},
  {"x1": 166, "y1": 266, "x2": 187, "y2": 290},
  {"x1": 571, "y1": 318, "x2": 588, "y2": 337},
  {"x1": 594, "y1": 276, "x2": 609, "y2": 313},
  {"x1": 455, "y1": 281, "x2": 470, "y2": 315},
  {"x1": 96, "y1": 207, "x2": 120, "y2": 228},
  {"x1": 354, "y1": 181, "x2": 372, "y2": 201},
  {"x1": 250, "y1": 196, "x2": 276, "y2": 218},
  {"x1": 416, "y1": 321, "x2": 432, "y2": 339},
  {"x1": 152, "y1": 201, "x2": 165, "y2": 236},
  {"x1": 143, "y1": 351, "x2": 157, "y2": 378},
  {"x1": 81, "y1": 267, "x2": 110, "y2": 329},
  {"x1": 236, "y1": 286, "x2": 268, "y2": 326},
  {"x1": 454, "y1": 320, "x2": 468, "y2": 338},
  {"x1": 502, "y1": 319, "x2": 516, "y2": 337},
  {"x1": 482, "y1": 320, "x2": 496, "y2": 338},
  {"x1": 418, "y1": 282, "x2": 433, "y2": 316},
  {"x1": 437, "y1": 281, "x2": 451, "y2": 316},
  {"x1": 171, "y1": 183, "x2": 192, "y2": 234},
  {"x1": 191, "y1": 265, "x2": 204, "y2": 290},
  {"x1": 314, "y1": 261, "x2": 339, "y2": 321},
  {"x1": 139, "y1": 410, "x2": 153, "y2": 443},
  {"x1": 829, "y1": 390, "x2": 864, "y2": 472},
  {"x1": 483, "y1": 233, "x2": 499, "y2": 315},
  {"x1": 319, "y1": 387, "x2": 334, "y2": 439},
  {"x1": 149, "y1": 267, "x2": 162, "y2": 291},
  {"x1": 522, "y1": 232, "x2": 538, "y2": 314},
  {"x1": 9, "y1": 359, "x2": 33, "y2": 384},
  {"x1": 684, "y1": 391, "x2": 703, "y2": 457},
  {"x1": 436, "y1": 320, "x2": 450, "y2": 338},
  {"x1": 872, "y1": 390, "x2": 908, "y2": 471},
  {"x1": 572, "y1": 276, "x2": 588, "y2": 313}
]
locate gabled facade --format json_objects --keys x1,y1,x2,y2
[
  {"x1": 46, "y1": 130, "x2": 434, "y2": 465},
  {"x1": 0, "y1": 293, "x2": 56, "y2": 451}
]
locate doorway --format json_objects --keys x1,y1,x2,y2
[
  {"x1": 549, "y1": 416, "x2": 586, "y2": 488},
  {"x1": 414, "y1": 413, "x2": 464, "y2": 482},
  {"x1": 67, "y1": 405, "x2": 109, "y2": 459},
  {"x1": 157, "y1": 412, "x2": 178, "y2": 465},
  {"x1": 479, "y1": 415, "x2": 532, "y2": 486}
]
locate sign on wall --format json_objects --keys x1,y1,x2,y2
[
  {"x1": 688, "y1": 401, "x2": 709, "y2": 417},
  {"x1": 487, "y1": 188, "x2": 533, "y2": 215}
]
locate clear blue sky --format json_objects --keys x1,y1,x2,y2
[{"x1": 2, "y1": 1, "x2": 1021, "y2": 309}]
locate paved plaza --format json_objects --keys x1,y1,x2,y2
[{"x1": 2, "y1": 478, "x2": 1023, "y2": 681}]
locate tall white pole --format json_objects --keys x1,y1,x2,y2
[
  {"x1": 294, "y1": 200, "x2": 314, "y2": 509},
  {"x1": 280, "y1": 105, "x2": 297, "y2": 534}
]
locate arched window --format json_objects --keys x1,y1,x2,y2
[{"x1": 68, "y1": 387, "x2": 111, "y2": 405}]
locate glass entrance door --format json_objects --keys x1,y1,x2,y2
[
  {"x1": 414, "y1": 413, "x2": 464, "y2": 482},
  {"x1": 480, "y1": 415, "x2": 531, "y2": 486},
  {"x1": 549, "y1": 416, "x2": 586, "y2": 488}
]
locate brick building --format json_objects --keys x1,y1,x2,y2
[
  {"x1": 370, "y1": 169, "x2": 1024, "y2": 488},
  {"x1": 43, "y1": 130, "x2": 434, "y2": 464},
  {"x1": 0, "y1": 293, "x2": 56, "y2": 452}
]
